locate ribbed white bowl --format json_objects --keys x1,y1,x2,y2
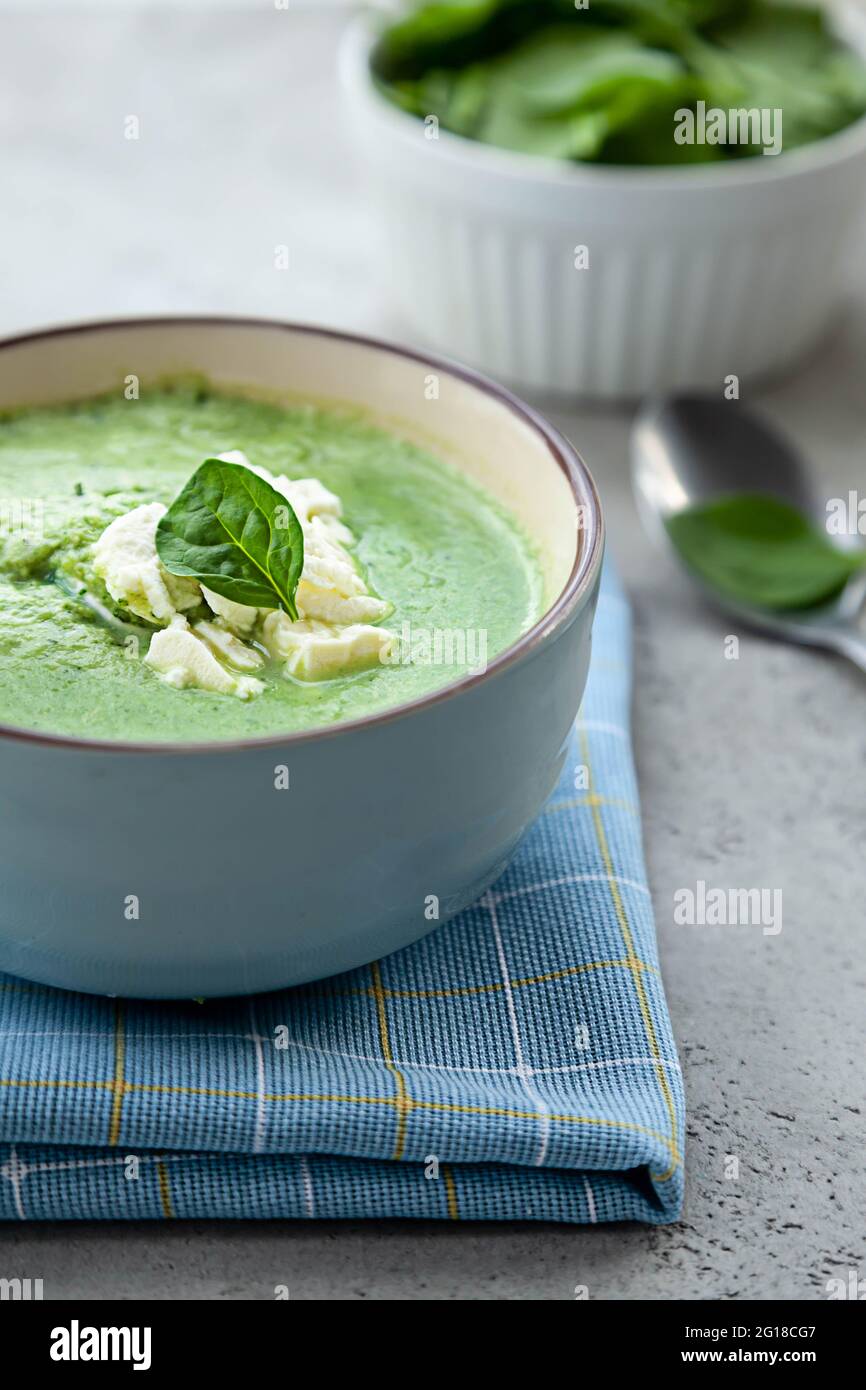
[{"x1": 341, "y1": 4, "x2": 866, "y2": 399}]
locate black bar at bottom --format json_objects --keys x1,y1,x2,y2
[{"x1": 1, "y1": 1295, "x2": 863, "y2": 1373}]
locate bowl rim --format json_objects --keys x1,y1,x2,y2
[
  {"x1": 341, "y1": 5, "x2": 866, "y2": 193},
  {"x1": 0, "y1": 314, "x2": 604, "y2": 756}
]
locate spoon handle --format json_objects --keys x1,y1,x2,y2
[{"x1": 825, "y1": 627, "x2": 866, "y2": 674}]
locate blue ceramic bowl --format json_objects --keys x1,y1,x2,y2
[{"x1": 0, "y1": 318, "x2": 604, "y2": 997}]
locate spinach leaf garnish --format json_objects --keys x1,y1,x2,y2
[
  {"x1": 666, "y1": 493, "x2": 866, "y2": 611},
  {"x1": 156, "y1": 459, "x2": 304, "y2": 619}
]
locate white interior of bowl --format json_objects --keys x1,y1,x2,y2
[{"x1": 0, "y1": 320, "x2": 583, "y2": 610}]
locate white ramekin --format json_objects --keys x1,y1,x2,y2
[{"x1": 340, "y1": 3, "x2": 866, "y2": 399}]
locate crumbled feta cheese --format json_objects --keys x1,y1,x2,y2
[
  {"x1": 145, "y1": 618, "x2": 264, "y2": 699},
  {"x1": 302, "y1": 531, "x2": 364, "y2": 596},
  {"x1": 93, "y1": 453, "x2": 394, "y2": 702},
  {"x1": 92, "y1": 502, "x2": 200, "y2": 625},
  {"x1": 199, "y1": 586, "x2": 259, "y2": 637},
  {"x1": 275, "y1": 476, "x2": 355, "y2": 547},
  {"x1": 295, "y1": 585, "x2": 392, "y2": 625},
  {"x1": 249, "y1": 466, "x2": 355, "y2": 547},
  {"x1": 262, "y1": 611, "x2": 393, "y2": 681},
  {"x1": 194, "y1": 619, "x2": 265, "y2": 672}
]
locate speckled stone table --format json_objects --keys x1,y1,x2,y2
[{"x1": 0, "y1": 4, "x2": 863, "y2": 1300}]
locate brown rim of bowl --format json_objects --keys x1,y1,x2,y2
[{"x1": 0, "y1": 315, "x2": 605, "y2": 755}]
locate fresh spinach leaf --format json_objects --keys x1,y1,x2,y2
[
  {"x1": 373, "y1": 0, "x2": 538, "y2": 81},
  {"x1": 478, "y1": 26, "x2": 698, "y2": 160},
  {"x1": 697, "y1": 5, "x2": 866, "y2": 152},
  {"x1": 666, "y1": 493, "x2": 866, "y2": 611},
  {"x1": 373, "y1": 0, "x2": 866, "y2": 165},
  {"x1": 156, "y1": 459, "x2": 304, "y2": 619}
]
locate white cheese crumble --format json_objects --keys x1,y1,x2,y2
[
  {"x1": 92, "y1": 451, "x2": 394, "y2": 700},
  {"x1": 92, "y1": 502, "x2": 201, "y2": 625},
  {"x1": 262, "y1": 612, "x2": 393, "y2": 682},
  {"x1": 193, "y1": 620, "x2": 266, "y2": 673},
  {"x1": 199, "y1": 586, "x2": 259, "y2": 637},
  {"x1": 145, "y1": 617, "x2": 264, "y2": 700}
]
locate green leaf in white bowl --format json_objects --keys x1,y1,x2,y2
[
  {"x1": 697, "y1": 4, "x2": 866, "y2": 150},
  {"x1": 372, "y1": 0, "x2": 866, "y2": 164}
]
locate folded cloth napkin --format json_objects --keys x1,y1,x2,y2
[{"x1": 0, "y1": 562, "x2": 684, "y2": 1224}]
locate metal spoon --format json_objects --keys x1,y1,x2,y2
[{"x1": 630, "y1": 395, "x2": 866, "y2": 672}]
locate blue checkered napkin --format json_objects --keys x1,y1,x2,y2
[{"x1": 0, "y1": 561, "x2": 684, "y2": 1224}]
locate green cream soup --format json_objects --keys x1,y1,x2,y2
[{"x1": 0, "y1": 386, "x2": 543, "y2": 742}]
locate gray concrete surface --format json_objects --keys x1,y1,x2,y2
[{"x1": 0, "y1": 4, "x2": 863, "y2": 1300}]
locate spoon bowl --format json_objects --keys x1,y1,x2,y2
[{"x1": 631, "y1": 395, "x2": 866, "y2": 671}]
